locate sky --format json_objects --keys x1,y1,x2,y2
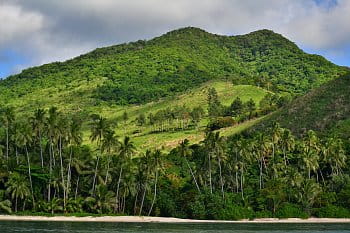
[{"x1": 0, "y1": 0, "x2": 349, "y2": 78}]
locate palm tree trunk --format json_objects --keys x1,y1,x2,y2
[
  {"x1": 15, "y1": 197, "x2": 18, "y2": 212},
  {"x1": 92, "y1": 155, "x2": 100, "y2": 195},
  {"x1": 235, "y1": 171, "x2": 239, "y2": 193},
  {"x1": 185, "y1": 158, "x2": 201, "y2": 193},
  {"x1": 48, "y1": 142, "x2": 53, "y2": 202},
  {"x1": 139, "y1": 186, "x2": 146, "y2": 216},
  {"x1": 6, "y1": 126, "x2": 9, "y2": 161},
  {"x1": 59, "y1": 137, "x2": 66, "y2": 210},
  {"x1": 240, "y1": 169, "x2": 244, "y2": 200},
  {"x1": 66, "y1": 147, "x2": 73, "y2": 201},
  {"x1": 25, "y1": 146, "x2": 35, "y2": 209},
  {"x1": 148, "y1": 169, "x2": 158, "y2": 216},
  {"x1": 15, "y1": 147, "x2": 19, "y2": 165},
  {"x1": 114, "y1": 167, "x2": 123, "y2": 212},
  {"x1": 105, "y1": 154, "x2": 111, "y2": 184},
  {"x1": 208, "y1": 152, "x2": 213, "y2": 194},
  {"x1": 259, "y1": 158, "x2": 263, "y2": 189},
  {"x1": 134, "y1": 189, "x2": 139, "y2": 215},
  {"x1": 75, "y1": 176, "x2": 80, "y2": 200},
  {"x1": 39, "y1": 130, "x2": 44, "y2": 168},
  {"x1": 218, "y1": 155, "x2": 224, "y2": 199}
]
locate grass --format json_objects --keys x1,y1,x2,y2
[
  {"x1": 250, "y1": 73, "x2": 350, "y2": 138},
  {"x1": 6, "y1": 79, "x2": 268, "y2": 150}
]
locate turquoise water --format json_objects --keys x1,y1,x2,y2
[{"x1": 0, "y1": 221, "x2": 350, "y2": 232}]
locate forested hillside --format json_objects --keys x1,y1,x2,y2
[
  {"x1": 0, "y1": 27, "x2": 346, "y2": 108},
  {"x1": 0, "y1": 27, "x2": 350, "y2": 219},
  {"x1": 249, "y1": 73, "x2": 350, "y2": 138}
]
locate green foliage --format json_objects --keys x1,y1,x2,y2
[
  {"x1": 0, "y1": 27, "x2": 346, "y2": 107},
  {"x1": 275, "y1": 203, "x2": 308, "y2": 219},
  {"x1": 252, "y1": 73, "x2": 350, "y2": 137},
  {"x1": 314, "y1": 205, "x2": 350, "y2": 218}
]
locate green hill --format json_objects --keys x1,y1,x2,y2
[
  {"x1": 0, "y1": 27, "x2": 346, "y2": 109},
  {"x1": 249, "y1": 72, "x2": 350, "y2": 138},
  {"x1": 0, "y1": 27, "x2": 348, "y2": 148}
]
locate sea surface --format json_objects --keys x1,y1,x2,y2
[{"x1": 0, "y1": 221, "x2": 350, "y2": 233}]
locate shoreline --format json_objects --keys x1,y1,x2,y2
[{"x1": 1, "y1": 215, "x2": 350, "y2": 223}]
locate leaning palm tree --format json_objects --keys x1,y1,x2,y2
[{"x1": 178, "y1": 139, "x2": 201, "y2": 193}]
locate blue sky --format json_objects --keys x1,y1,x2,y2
[{"x1": 1, "y1": 0, "x2": 349, "y2": 79}]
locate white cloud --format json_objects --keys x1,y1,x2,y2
[
  {"x1": 0, "y1": 3, "x2": 43, "y2": 45},
  {"x1": 0, "y1": 0, "x2": 349, "y2": 75}
]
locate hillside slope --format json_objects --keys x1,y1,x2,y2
[
  {"x1": 0, "y1": 27, "x2": 346, "y2": 110},
  {"x1": 249, "y1": 73, "x2": 350, "y2": 138}
]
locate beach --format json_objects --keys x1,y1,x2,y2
[{"x1": 1, "y1": 215, "x2": 350, "y2": 223}]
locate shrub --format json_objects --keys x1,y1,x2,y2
[
  {"x1": 275, "y1": 203, "x2": 309, "y2": 219},
  {"x1": 313, "y1": 205, "x2": 350, "y2": 218}
]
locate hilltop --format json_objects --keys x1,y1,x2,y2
[{"x1": 0, "y1": 27, "x2": 346, "y2": 109}]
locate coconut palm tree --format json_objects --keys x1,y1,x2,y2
[
  {"x1": 101, "y1": 130, "x2": 120, "y2": 184},
  {"x1": 66, "y1": 118, "x2": 83, "y2": 201},
  {"x1": 47, "y1": 107, "x2": 60, "y2": 201},
  {"x1": 301, "y1": 130, "x2": 320, "y2": 179},
  {"x1": 148, "y1": 149, "x2": 163, "y2": 216},
  {"x1": 211, "y1": 132, "x2": 226, "y2": 199},
  {"x1": 31, "y1": 108, "x2": 46, "y2": 168},
  {"x1": 16, "y1": 122, "x2": 35, "y2": 208},
  {"x1": 90, "y1": 115, "x2": 110, "y2": 195},
  {"x1": 115, "y1": 136, "x2": 135, "y2": 212},
  {"x1": 0, "y1": 107, "x2": 15, "y2": 161},
  {"x1": 177, "y1": 139, "x2": 201, "y2": 193},
  {"x1": 323, "y1": 137, "x2": 346, "y2": 177},
  {"x1": 5, "y1": 172, "x2": 30, "y2": 212}
]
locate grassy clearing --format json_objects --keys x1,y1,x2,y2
[{"x1": 7, "y1": 79, "x2": 268, "y2": 150}]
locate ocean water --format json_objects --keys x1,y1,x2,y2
[{"x1": 0, "y1": 221, "x2": 350, "y2": 233}]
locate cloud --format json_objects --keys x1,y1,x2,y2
[{"x1": 0, "y1": 0, "x2": 349, "y2": 77}]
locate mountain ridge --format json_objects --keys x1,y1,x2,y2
[{"x1": 0, "y1": 27, "x2": 347, "y2": 109}]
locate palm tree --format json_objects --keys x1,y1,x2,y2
[
  {"x1": 138, "y1": 150, "x2": 152, "y2": 216},
  {"x1": 148, "y1": 149, "x2": 163, "y2": 216},
  {"x1": 47, "y1": 107, "x2": 60, "y2": 202},
  {"x1": 0, "y1": 107, "x2": 15, "y2": 161},
  {"x1": 5, "y1": 172, "x2": 30, "y2": 212},
  {"x1": 114, "y1": 136, "x2": 135, "y2": 212},
  {"x1": 280, "y1": 129, "x2": 295, "y2": 166},
  {"x1": 66, "y1": 118, "x2": 83, "y2": 200},
  {"x1": 301, "y1": 130, "x2": 320, "y2": 179},
  {"x1": 178, "y1": 139, "x2": 201, "y2": 193},
  {"x1": 202, "y1": 131, "x2": 215, "y2": 194},
  {"x1": 57, "y1": 116, "x2": 68, "y2": 210},
  {"x1": 90, "y1": 115, "x2": 110, "y2": 195},
  {"x1": 254, "y1": 133, "x2": 270, "y2": 190},
  {"x1": 31, "y1": 108, "x2": 46, "y2": 168},
  {"x1": 16, "y1": 122, "x2": 35, "y2": 209},
  {"x1": 296, "y1": 179, "x2": 321, "y2": 213},
  {"x1": 101, "y1": 130, "x2": 120, "y2": 184},
  {"x1": 323, "y1": 137, "x2": 346, "y2": 177},
  {"x1": 211, "y1": 132, "x2": 226, "y2": 199}
]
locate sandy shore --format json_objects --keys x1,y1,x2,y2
[{"x1": 1, "y1": 215, "x2": 350, "y2": 223}]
